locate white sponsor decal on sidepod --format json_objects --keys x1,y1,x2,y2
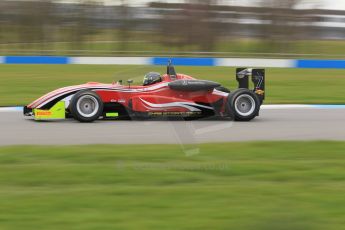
[{"x1": 140, "y1": 98, "x2": 213, "y2": 112}]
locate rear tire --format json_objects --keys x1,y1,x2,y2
[
  {"x1": 70, "y1": 90, "x2": 103, "y2": 122},
  {"x1": 227, "y1": 89, "x2": 260, "y2": 121}
]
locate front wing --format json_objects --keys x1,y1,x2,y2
[{"x1": 24, "y1": 101, "x2": 66, "y2": 120}]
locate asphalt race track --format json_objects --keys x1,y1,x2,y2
[{"x1": 0, "y1": 108, "x2": 344, "y2": 146}]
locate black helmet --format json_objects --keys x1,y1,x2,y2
[{"x1": 143, "y1": 72, "x2": 162, "y2": 86}]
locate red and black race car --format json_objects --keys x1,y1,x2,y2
[{"x1": 24, "y1": 61, "x2": 265, "y2": 122}]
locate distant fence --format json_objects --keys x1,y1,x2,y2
[{"x1": 0, "y1": 56, "x2": 345, "y2": 68}]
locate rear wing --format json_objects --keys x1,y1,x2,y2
[{"x1": 236, "y1": 68, "x2": 265, "y2": 101}]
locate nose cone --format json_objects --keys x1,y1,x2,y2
[{"x1": 27, "y1": 84, "x2": 82, "y2": 108}]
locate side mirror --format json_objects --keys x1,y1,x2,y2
[
  {"x1": 127, "y1": 79, "x2": 133, "y2": 88},
  {"x1": 167, "y1": 59, "x2": 177, "y2": 79}
]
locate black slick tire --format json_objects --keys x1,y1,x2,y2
[
  {"x1": 70, "y1": 90, "x2": 103, "y2": 122},
  {"x1": 227, "y1": 88, "x2": 260, "y2": 121}
]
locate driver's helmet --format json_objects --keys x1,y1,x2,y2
[{"x1": 143, "y1": 72, "x2": 162, "y2": 86}]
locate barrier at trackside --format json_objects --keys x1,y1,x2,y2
[
  {"x1": 1, "y1": 56, "x2": 345, "y2": 68},
  {"x1": 4, "y1": 56, "x2": 69, "y2": 64}
]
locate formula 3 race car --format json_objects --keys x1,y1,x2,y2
[{"x1": 24, "y1": 61, "x2": 265, "y2": 122}]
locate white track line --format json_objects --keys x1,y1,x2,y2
[
  {"x1": 0, "y1": 107, "x2": 23, "y2": 112},
  {"x1": 261, "y1": 104, "x2": 314, "y2": 109},
  {"x1": 261, "y1": 105, "x2": 345, "y2": 109}
]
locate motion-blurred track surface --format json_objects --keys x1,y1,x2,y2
[{"x1": 1, "y1": 108, "x2": 344, "y2": 145}]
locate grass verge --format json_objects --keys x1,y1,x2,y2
[{"x1": 0, "y1": 141, "x2": 345, "y2": 230}]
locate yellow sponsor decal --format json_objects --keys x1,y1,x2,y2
[
  {"x1": 255, "y1": 90, "x2": 265, "y2": 95},
  {"x1": 106, "y1": 112, "x2": 119, "y2": 117},
  {"x1": 36, "y1": 111, "x2": 52, "y2": 116},
  {"x1": 149, "y1": 111, "x2": 201, "y2": 116}
]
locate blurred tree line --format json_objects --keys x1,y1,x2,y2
[{"x1": 0, "y1": 0, "x2": 344, "y2": 55}]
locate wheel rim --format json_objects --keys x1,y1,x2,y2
[
  {"x1": 76, "y1": 95, "x2": 99, "y2": 118},
  {"x1": 234, "y1": 94, "x2": 256, "y2": 116}
]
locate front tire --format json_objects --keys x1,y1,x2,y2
[
  {"x1": 70, "y1": 90, "x2": 103, "y2": 122},
  {"x1": 227, "y1": 89, "x2": 260, "y2": 121}
]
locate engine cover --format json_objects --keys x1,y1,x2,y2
[{"x1": 168, "y1": 80, "x2": 221, "y2": 91}]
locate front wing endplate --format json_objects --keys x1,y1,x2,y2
[{"x1": 33, "y1": 101, "x2": 66, "y2": 120}]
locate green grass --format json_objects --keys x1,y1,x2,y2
[
  {"x1": 0, "y1": 64, "x2": 345, "y2": 106},
  {"x1": 0, "y1": 142, "x2": 345, "y2": 229}
]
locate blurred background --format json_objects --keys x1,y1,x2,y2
[
  {"x1": 1, "y1": 2, "x2": 345, "y2": 230},
  {"x1": 0, "y1": 0, "x2": 344, "y2": 58}
]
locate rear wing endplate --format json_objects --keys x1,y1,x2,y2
[{"x1": 236, "y1": 68, "x2": 265, "y2": 101}]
